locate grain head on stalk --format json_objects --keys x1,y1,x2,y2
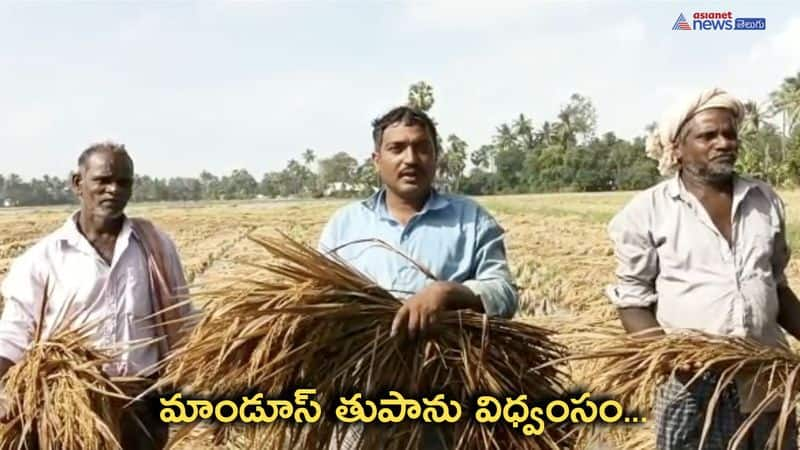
[
  {"x1": 0, "y1": 142, "x2": 203, "y2": 450},
  {"x1": 155, "y1": 233, "x2": 577, "y2": 449},
  {"x1": 597, "y1": 87, "x2": 800, "y2": 449},
  {"x1": 0, "y1": 283, "x2": 145, "y2": 450},
  {"x1": 557, "y1": 330, "x2": 800, "y2": 449}
]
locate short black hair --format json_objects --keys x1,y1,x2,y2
[
  {"x1": 371, "y1": 106, "x2": 440, "y2": 155},
  {"x1": 78, "y1": 141, "x2": 133, "y2": 172}
]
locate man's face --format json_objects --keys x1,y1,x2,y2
[
  {"x1": 677, "y1": 108, "x2": 739, "y2": 183},
  {"x1": 72, "y1": 150, "x2": 134, "y2": 220},
  {"x1": 373, "y1": 122, "x2": 437, "y2": 201}
]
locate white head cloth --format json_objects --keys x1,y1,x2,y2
[{"x1": 645, "y1": 88, "x2": 744, "y2": 175}]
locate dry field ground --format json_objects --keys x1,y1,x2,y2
[{"x1": 0, "y1": 190, "x2": 798, "y2": 449}]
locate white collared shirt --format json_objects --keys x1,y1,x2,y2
[
  {"x1": 607, "y1": 173, "x2": 791, "y2": 346},
  {"x1": 0, "y1": 212, "x2": 188, "y2": 377},
  {"x1": 606, "y1": 174, "x2": 792, "y2": 411}
]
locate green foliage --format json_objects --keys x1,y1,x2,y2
[
  {"x1": 0, "y1": 174, "x2": 74, "y2": 206},
  {"x1": 460, "y1": 168, "x2": 498, "y2": 196},
  {"x1": 318, "y1": 152, "x2": 358, "y2": 186},
  {"x1": 4, "y1": 76, "x2": 800, "y2": 207},
  {"x1": 407, "y1": 81, "x2": 435, "y2": 112}
]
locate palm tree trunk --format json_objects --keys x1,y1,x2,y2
[{"x1": 782, "y1": 110, "x2": 788, "y2": 161}]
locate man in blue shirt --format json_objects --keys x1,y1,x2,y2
[
  {"x1": 319, "y1": 105, "x2": 517, "y2": 449},
  {"x1": 319, "y1": 105, "x2": 517, "y2": 341}
]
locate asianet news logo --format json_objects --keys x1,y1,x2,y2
[{"x1": 672, "y1": 12, "x2": 766, "y2": 31}]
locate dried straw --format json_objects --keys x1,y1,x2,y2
[
  {"x1": 0, "y1": 283, "x2": 141, "y2": 450},
  {"x1": 156, "y1": 234, "x2": 575, "y2": 449},
  {"x1": 558, "y1": 329, "x2": 800, "y2": 450}
]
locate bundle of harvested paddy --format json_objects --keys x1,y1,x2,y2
[
  {"x1": 157, "y1": 234, "x2": 575, "y2": 450},
  {"x1": 560, "y1": 330, "x2": 800, "y2": 449},
  {"x1": 522, "y1": 315, "x2": 649, "y2": 450},
  {"x1": 0, "y1": 322, "x2": 136, "y2": 450}
]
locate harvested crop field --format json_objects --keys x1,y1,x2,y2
[{"x1": 1, "y1": 191, "x2": 798, "y2": 449}]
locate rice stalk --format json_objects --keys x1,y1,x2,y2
[
  {"x1": 0, "y1": 283, "x2": 145, "y2": 450},
  {"x1": 556, "y1": 330, "x2": 800, "y2": 450},
  {"x1": 0, "y1": 326, "x2": 141, "y2": 450},
  {"x1": 157, "y1": 233, "x2": 576, "y2": 450}
]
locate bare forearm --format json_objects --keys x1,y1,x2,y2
[
  {"x1": 777, "y1": 285, "x2": 800, "y2": 340},
  {"x1": 617, "y1": 306, "x2": 664, "y2": 338}
]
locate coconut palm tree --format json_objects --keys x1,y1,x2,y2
[
  {"x1": 445, "y1": 134, "x2": 468, "y2": 192},
  {"x1": 470, "y1": 145, "x2": 495, "y2": 170},
  {"x1": 741, "y1": 100, "x2": 771, "y2": 135},
  {"x1": 770, "y1": 72, "x2": 800, "y2": 160},
  {"x1": 302, "y1": 149, "x2": 316, "y2": 167},
  {"x1": 512, "y1": 113, "x2": 535, "y2": 151},
  {"x1": 554, "y1": 93, "x2": 597, "y2": 149},
  {"x1": 554, "y1": 111, "x2": 575, "y2": 150},
  {"x1": 493, "y1": 123, "x2": 517, "y2": 151},
  {"x1": 537, "y1": 121, "x2": 555, "y2": 147}
]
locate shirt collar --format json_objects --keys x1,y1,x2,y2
[
  {"x1": 362, "y1": 187, "x2": 450, "y2": 221},
  {"x1": 667, "y1": 171, "x2": 758, "y2": 202},
  {"x1": 666, "y1": 173, "x2": 682, "y2": 199},
  {"x1": 56, "y1": 210, "x2": 135, "y2": 252}
]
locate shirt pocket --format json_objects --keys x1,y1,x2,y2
[
  {"x1": 654, "y1": 226, "x2": 713, "y2": 281},
  {"x1": 124, "y1": 265, "x2": 154, "y2": 319},
  {"x1": 435, "y1": 227, "x2": 471, "y2": 281},
  {"x1": 740, "y1": 233, "x2": 781, "y2": 326},
  {"x1": 742, "y1": 232, "x2": 776, "y2": 281}
]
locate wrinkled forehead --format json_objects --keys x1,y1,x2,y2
[
  {"x1": 682, "y1": 107, "x2": 738, "y2": 134},
  {"x1": 83, "y1": 150, "x2": 134, "y2": 176}
]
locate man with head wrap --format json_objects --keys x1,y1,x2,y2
[{"x1": 606, "y1": 88, "x2": 800, "y2": 449}]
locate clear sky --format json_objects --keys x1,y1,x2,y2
[{"x1": 1, "y1": 1, "x2": 798, "y2": 179}]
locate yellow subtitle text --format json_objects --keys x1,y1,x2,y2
[
  {"x1": 159, "y1": 389, "x2": 321, "y2": 424},
  {"x1": 158, "y1": 389, "x2": 646, "y2": 430}
]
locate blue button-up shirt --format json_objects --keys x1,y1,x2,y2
[{"x1": 318, "y1": 189, "x2": 517, "y2": 318}]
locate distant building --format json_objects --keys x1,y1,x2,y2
[
  {"x1": 324, "y1": 182, "x2": 360, "y2": 196},
  {"x1": 322, "y1": 182, "x2": 380, "y2": 197}
]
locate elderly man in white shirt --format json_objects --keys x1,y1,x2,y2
[
  {"x1": 607, "y1": 88, "x2": 800, "y2": 450},
  {"x1": 0, "y1": 142, "x2": 195, "y2": 450}
]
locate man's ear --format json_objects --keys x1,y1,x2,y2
[
  {"x1": 71, "y1": 170, "x2": 82, "y2": 196},
  {"x1": 371, "y1": 151, "x2": 383, "y2": 185},
  {"x1": 673, "y1": 139, "x2": 684, "y2": 162}
]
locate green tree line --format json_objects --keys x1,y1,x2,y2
[{"x1": 2, "y1": 73, "x2": 799, "y2": 207}]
